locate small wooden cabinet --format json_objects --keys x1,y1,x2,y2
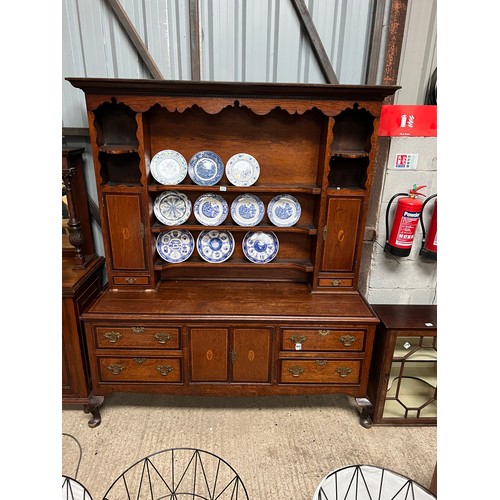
[
  {"x1": 62, "y1": 147, "x2": 106, "y2": 427},
  {"x1": 67, "y1": 78, "x2": 398, "y2": 427},
  {"x1": 367, "y1": 304, "x2": 437, "y2": 426}
]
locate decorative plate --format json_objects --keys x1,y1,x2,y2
[
  {"x1": 242, "y1": 231, "x2": 279, "y2": 264},
  {"x1": 188, "y1": 151, "x2": 224, "y2": 186},
  {"x1": 156, "y1": 229, "x2": 194, "y2": 263},
  {"x1": 154, "y1": 191, "x2": 192, "y2": 226},
  {"x1": 150, "y1": 149, "x2": 187, "y2": 185},
  {"x1": 197, "y1": 230, "x2": 235, "y2": 263},
  {"x1": 194, "y1": 193, "x2": 229, "y2": 226},
  {"x1": 267, "y1": 194, "x2": 301, "y2": 227},
  {"x1": 225, "y1": 153, "x2": 260, "y2": 187},
  {"x1": 230, "y1": 193, "x2": 265, "y2": 227}
]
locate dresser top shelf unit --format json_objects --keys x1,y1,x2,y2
[{"x1": 68, "y1": 77, "x2": 398, "y2": 293}]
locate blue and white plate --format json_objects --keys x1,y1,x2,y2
[
  {"x1": 225, "y1": 153, "x2": 260, "y2": 187},
  {"x1": 197, "y1": 230, "x2": 235, "y2": 263},
  {"x1": 156, "y1": 229, "x2": 194, "y2": 263},
  {"x1": 188, "y1": 151, "x2": 224, "y2": 186},
  {"x1": 154, "y1": 191, "x2": 192, "y2": 226},
  {"x1": 267, "y1": 194, "x2": 301, "y2": 227},
  {"x1": 194, "y1": 193, "x2": 228, "y2": 226},
  {"x1": 150, "y1": 149, "x2": 187, "y2": 185},
  {"x1": 242, "y1": 231, "x2": 279, "y2": 264},
  {"x1": 231, "y1": 193, "x2": 265, "y2": 227}
]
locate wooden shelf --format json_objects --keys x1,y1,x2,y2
[
  {"x1": 154, "y1": 256, "x2": 314, "y2": 273},
  {"x1": 151, "y1": 223, "x2": 318, "y2": 235},
  {"x1": 99, "y1": 144, "x2": 138, "y2": 154},
  {"x1": 148, "y1": 183, "x2": 322, "y2": 195}
]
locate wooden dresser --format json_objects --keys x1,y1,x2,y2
[{"x1": 68, "y1": 78, "x2": 398, "y2": 427}]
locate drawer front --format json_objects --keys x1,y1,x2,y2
[
  {"x1": 99, "y1": 356, "x2": 182, "y2": 382},
  {"x1": 318, "y1": 278, "x2": 353, "y2": 288},
  {"x1": 281, "y1": 328, "x2": 365, "y2": 352},
  {"x1": 95, "y1": 325, "x2": 180, "y2": 349},
  {"x1": 280, "y1": 359, "x2": 360, "y2": 384},
  {"x1": 112, "y1": 276, "x2": 151, "y2": 286}
]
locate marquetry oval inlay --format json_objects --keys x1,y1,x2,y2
[
  {"x1": 122, "y1": 227, "x2": 130, "y2": 239},
  {"x1": 337, "y1": 229, "x2": 345, "y2": 242},
  {"x1": 206, "y1": 350, "x2": 213, "y2": 361},
  {"x1": 248, "y1": 350, "x2": 255, "y2": 361}
]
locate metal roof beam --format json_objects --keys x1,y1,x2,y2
[
  {"x1": 289, "y1": 0, "x2": 339, "y2": 84},
  {"x1": 106, "y1": 0, "x2": 164, "y2": 80}
]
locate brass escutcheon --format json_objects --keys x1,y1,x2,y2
[
  {"x1": 318, "y1": 329, "x2": 331, "y2": 336},
  {"x1": 336, "y1": 366, "x2": 352, "y2": 378},
  {"x1": 132, "y1": 327, "x2": 145, "y2": 333},
  {"x1": 315, "y1": 360, "x2": 327, "y2": 367},
  {"x1": 290, "y1": 334, "x2": 307, "y2": 344},
  {"x1": 339, "y1": 335, "x2": 357, "y2": 347},
  {"x1": 154, "y1": 332, "x2": 171, "y2": 344},
  {"x1": 157, "y1": 365, "x2": 173, "y2": 376},
  {"x1": 125, "y1": 277, "x2": 136, "y2": 284},
  {"x1": 133, "y1": 357, "x2": 145, "y2": 364},
  {"x1": 107, "y1": 363, "x2": 124, "y2": 375},
  {"x1": 330, "y1": 279, "x2": 342, "y2": 286},
  {"x1": 104, "y1": 331, "x2": 121, "y2": 343},
  {"x1": 288, "y1": 366, "x2": 305, "y2": 377}
]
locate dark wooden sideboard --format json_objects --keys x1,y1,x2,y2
[{"x1": 68, "y1": 78, "x2": 398, "y2": 427}]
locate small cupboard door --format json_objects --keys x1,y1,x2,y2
[
  {"x1": 189, "y1": 327, "x2": 272, "y2": 383},
  {"x1": 232, "y1": 328, "x2": 272, "y2": 383},
  {"x1": 190, "y1": 328, "x2": 229, "y2": 381},
  {"x1": 103, "y1": 193, "x2": 148, "y2": 271},
  {"x1": 321, "y1": 196, "x2": 362, "y2": 272}
]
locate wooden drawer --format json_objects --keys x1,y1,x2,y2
[
  {"x1": 95, "y1": 325, "x2": 180, "y2": 349},
  {"x1": 112, "y1": 276, "x2": 150, "y2": 286},
  {"x1": 98, "y1": 356, "x2": 182, "y2": 382},
  {"x1": 318, "y1": 278, "x2": 353, "y2": 288},
  {"x1": 281, "y1": 328, "x2": 365, "y2": 352},
  {"x1": 280, "y1": 359, "x2": 361, "y2": 384}
]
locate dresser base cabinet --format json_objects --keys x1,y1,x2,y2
[
  {"x1": 62, "y1": 255, "x2": 105, "y2": 427},
  {"x1": 83, "y1": 281, "x2": 378, "y2": 427},
  {"x1": 367, "y1": 304, "x2": 437, "y2": 426}
]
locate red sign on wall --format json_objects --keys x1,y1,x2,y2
[{"x1": 378, "y1": 105, "x2": 437, "y2": 137}]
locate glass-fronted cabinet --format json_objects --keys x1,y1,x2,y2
[{"x1": 367, "y1": 304, "x2": 437, "y2": 425}]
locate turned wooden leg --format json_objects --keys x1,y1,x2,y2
[
  {"x1": 83, "y1": 395, "x2": 104, "y2": 428},
  {"x1": 355, "y1": 397, "x2": 373, "y2": 428}
]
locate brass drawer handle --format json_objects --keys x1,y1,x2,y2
[
  {"x1": 287, "y1": 366, "x2": 305, "y2": 377},
  {"x1": 315, "y1": 360, "x2": 327, "y2": 367},
  {"x1": 104, "y1": 331, "x2": 121, "y2": 343},
  {"x1": 157, "y1": 365, "x2": 173, "y2": 376},
  {"x1": 336, "y1": 367, "x2": 352, "y2": 378},
  {"x1": 330, "y1": 279, "x2": 342, "y2": 286},
  {"x1": 318, "y1": 329, "x2": 331, "y2": 336},
  {"x1": 107, "y1": 363, "x2": 124, "y2": 375},
  {"x1": 290, "y1": 334, "x2": 307, "y2": 344},
  {"x1": 132, "y1": 327, "x2": 144, "y2": 333},
  {"x1": 133, "y1": 357, "x2": 145, "y2": 364},
  {"x1": 339, "y1": 335, "x2": 357, "y2": 347},
  {"x1": 125, "y1": 277, "x2": 136, "y2": 284},
  {"x1": 154, "y1": 332, "x2": 171, "y2": 344}
]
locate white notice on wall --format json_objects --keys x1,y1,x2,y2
[{"x1": 394, "y1": 154, "x2": 419, "y2": 169}]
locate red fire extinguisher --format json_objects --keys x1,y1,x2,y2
[
  {"x1": 419, "y1": 195, "x2": 437, "y2": 260},
  {"x1": 384, "y1": 185, "x2": 426, "y2": 257}
]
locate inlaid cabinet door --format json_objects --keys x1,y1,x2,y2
[
  {"x1": 321, "y1": 196, "x2": 362, "y2": 272},
  {"x1": 190, "y1": 328, "x2": 229, "y2": 382},
  {"x1": 103, "y1": 193, "x2": 148, "y2": 271},
  {"x1": 232, "y1": 328, "x2": 273, "y2": 383}
]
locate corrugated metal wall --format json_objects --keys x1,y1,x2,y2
[{"x1": 62, "y1": 0, "x2": 375, "y2": 128}]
